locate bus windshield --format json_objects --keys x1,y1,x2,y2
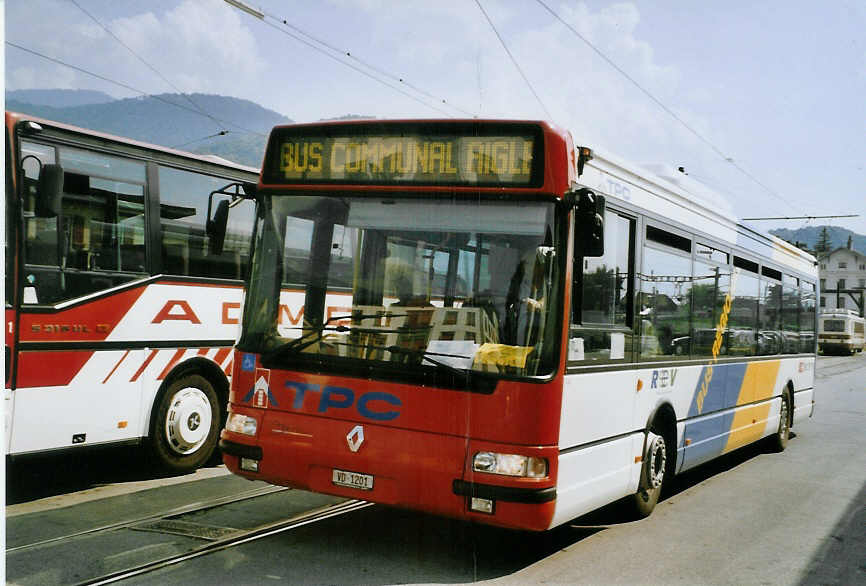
[{"x1": 241, "y1": 194, "x2": 562, "y2": 380}]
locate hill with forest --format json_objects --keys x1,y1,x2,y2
[
  {"x1": 769, "y1": 225, "x2": 866, "y2": 256},
  {"x1": 6, "y1": 89, "x2": 292, "y2": 167}
]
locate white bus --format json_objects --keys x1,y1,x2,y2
[
  {"x1": 220, "y1": 120, "x2": 818, "y2": 530},
  {"x1": 6, "y1": 112, "x2": 258, "y2": 472},
  {"x1": 818, "y1": 309, "x2": 865, "y2": 354}
]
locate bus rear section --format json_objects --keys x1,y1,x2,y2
[
  {"x1": 221, "y1": 120, "x2": 576, "y2": 530},
  {"x1": 818, "y1": 310, "x2": 865, "y2": 354}
]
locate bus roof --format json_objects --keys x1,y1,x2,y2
[
  {"x1": 5, "y1": 110, "x2": 259, "y2": 174},
  {"x1": 579, "y1": 141, "x2": 817, "y2": 277}
]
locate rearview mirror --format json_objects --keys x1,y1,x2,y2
[
  {"x1": 206, "y1": 199, "x2": 229, "y2": 255},
  {"x1": 34, "y1": 163, "x2": 64, "y2": 218},
  {"x1": 574, "y1": 188, "x2": 605, "y2": 257}
]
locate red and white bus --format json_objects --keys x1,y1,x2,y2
[
  {"x1": 220, "y1": 119, "x2": 818, "y2": 530},
  {"x1": 5, "y1": 111, "x2": 258, "y2": 472}
]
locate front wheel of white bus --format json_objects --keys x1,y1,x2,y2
[{"x1": 150, "y1": 374, "x2": 221, "y2": 473}]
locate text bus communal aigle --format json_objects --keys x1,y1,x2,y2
[{"x1": 219, "y1": 119, "x2": 818, "y2": 531}]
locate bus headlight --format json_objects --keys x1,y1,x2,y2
[
  {"x1": 473, "y1": 452, "x2": 547, "y2": 478},
  {"x1": 225, "y1": 413, "x2": 258, "y2": 436}
]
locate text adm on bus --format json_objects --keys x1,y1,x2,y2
[{"x1": 219, "y1": 119, "x2": 818, "y2": 531}]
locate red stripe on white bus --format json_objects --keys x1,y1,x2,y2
[
  {"x1": 130, "y1": 349, "x2": 158, "y2": 382},
  {"x1": 16, "y1": 351, "x2": 94, "y2": 387},
  {"x1": 157, "y1": 348, "x2": 187, "y2": 381},
  {"x1": 213, "y1": 347, "x2": 231, "y2": 366},
  {"x1": 102, "y1": 350, "x2": 130, "y2": 384}
]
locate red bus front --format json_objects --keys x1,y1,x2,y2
[{"x1": 221, "y1": 120, "x2": 575, "y2": 530}]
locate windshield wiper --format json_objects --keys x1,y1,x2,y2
[
  {"x1": 262, "y1": 310, "x2": 410, "y2": 362},
  {"x1": 381, "y1": 344, "x2": 474, "y2": 379}
]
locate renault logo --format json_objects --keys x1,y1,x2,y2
[{"x1": 347, "y1": 425, "x2": 364, "y2": 452}]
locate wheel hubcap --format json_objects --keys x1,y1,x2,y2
[
  {"x1": 779, "y1": 397, "x2": 789, "y2": 438},
  {"x1": 165, "y1": 387, "x2": 212, "y2": 455},
  {"x1": 646, "y1": 434, "x2": 666, "y2": 490}
]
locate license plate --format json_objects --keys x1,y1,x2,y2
[{"x1": 332, "y1": 468, "x2": 374, "y2": 490}]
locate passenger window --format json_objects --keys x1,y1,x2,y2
[
  {"x1": 22, "y1": 144, "x2": 146, "y2": 304},
  {"x1": 570, "y1": 210, "x2": 634, "y2": 363},
  {"x1": 800, "y1": 282, "x2": 816, "y2": 352},
  {"x1": 781, "y1": 275, "x2": 800, "y2": 354},
  {"x1": 639, "y1": 245, "x2": 691, "y2": 360},
  {"x1": 758, "y1": 276, "x2": 782, "y2": 355},
  {"x1": 158, "y1": 166, "x2": 254, "y2": 279},
  {"x1": 690, "y1": 260, "x2": 731, "y2": 359},
  {"x1": 728, "y1": 268, "x2": 759, "y2": 355}
]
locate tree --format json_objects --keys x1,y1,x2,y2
[{"x1": 815, "y1": 227, "x2": 832, "y2": 255}]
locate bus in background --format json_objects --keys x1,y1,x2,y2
[
  {"x1": 220, "y1": 119, "x2": 817, "y2": 531},
  {"x1": 5, "y1": 112, "x2": 258, "y2": 473},
  {"x1": 818, "y1": 309, "x2": 865, "y2": 354}
]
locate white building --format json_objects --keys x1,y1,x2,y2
[{"x1": 818, "y1": 239, "x2": 866, "y2": 315}]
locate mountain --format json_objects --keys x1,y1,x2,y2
[
  {"x1": 770, "y1": 225, "x2": 866, "y2": 256},
  {"x1": 7, "y1": 88, "x2": 115, "y2": 108},
  {"x1": 6, "y1": 92, "x2": 292, "y2": 167}
]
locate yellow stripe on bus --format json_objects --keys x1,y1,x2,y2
[{"x1": 724, "y1": 360, "x2": 780, "y2": 453}]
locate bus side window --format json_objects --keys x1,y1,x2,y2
[
  {"x1": 570, "y1": 210, "x2": 635, "y2": 363},
  {"x1": 22, "y1": 143, "x2": 146, "y2": 304},
  {"x1": 800, "y1": 282, "x2": 816, "y2": 352},
  {"x1": 158, "y1": 166, "x2": 255, "y2": 280}
]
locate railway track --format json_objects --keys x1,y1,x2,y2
[{"x1": 6, "y1": 483, "x2": 372, "y2": 586}]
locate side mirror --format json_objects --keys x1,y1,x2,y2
[
  {"x1": 206, "y1": 199, "x2": 229, "y2": 255},
  {"x1": 34, "y1": 164, "x2": 64, "y2": 218},
  {"x1": 574, "y1": 188, "x2": 605, "y2": 257}
]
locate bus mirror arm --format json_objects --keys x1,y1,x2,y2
[
  {"x1": 206, "y1": 180, "x2": 254, "y2": 255},
  {"x1": 570, "y1": 188, "x2": 605, "y2": 257}
]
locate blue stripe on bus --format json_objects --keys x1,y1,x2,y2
[{"x1": 681, "y1": 362, "x2": 748, "y2": 470}]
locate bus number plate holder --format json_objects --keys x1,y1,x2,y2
[{"x1": 332, "y1": 468, "x2": 374, "y2": 490}]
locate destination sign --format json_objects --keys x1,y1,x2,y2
[{"x1": 263, "y1": 128, "x2": 541, "y2": 187}]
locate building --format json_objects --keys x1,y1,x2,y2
[{"x1": 818, "y1": 237, "x2": 866, "y2": 315}]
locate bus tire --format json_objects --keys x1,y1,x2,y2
[
  {"x1": 629, "y1": 427, "x2": 670, "y2": 518},
  {"x1": 149, "y1": 374, "x2": 221, "y2": 474},
  {"x1": 769, "y1": 390, "x2": 791, "y2": 453}
]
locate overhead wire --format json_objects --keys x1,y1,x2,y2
[
  {"x1": 260, "y1": 10, "x2": 477, "y2": 118},
  {"x1": 174, "y1": 130, "x2": 231, "y2": 149},
  {"x1": 226, "y1": 7, "x2": 456, "y2": 118},
  {"x1": 474, "y1": 0, "x2": 553, "y2": 120},
  {"x1": 5, "y1": 41, "x2": 267, "y2": 138},
  {"x1": 534, "y1": 0, "x2": 799, "y2": 214},
  {"x1": 69, "y1": 0, "x2": 227, "y2": 132}
]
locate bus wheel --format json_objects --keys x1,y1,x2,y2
[
  {"x1": 150, "y1": 374, "x2": 220, "y2": 474},
  {"x1": 769, "y1": 391, "x2": 790, "y2": 452},
  {"x1": 630, "y1": 431, "x2": 667, "y2": 518}
]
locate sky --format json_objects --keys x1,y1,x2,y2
[{"x1": 4, "y1": 0, "x2": 865, "y2": 235}]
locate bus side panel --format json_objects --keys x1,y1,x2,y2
[
  {"x1": 551, "y1": 433, "x2": 643, "y2": 528},
  {"x1": 680, "y1": 357, "x2": 813, "y2": 473},
  {"x1": 10, "y1": 281, "x2": 243, "y2": 455},
  {"x1": 10, "y1": 349, "x2": 146, "y2": 453},
  {"x1": 553, "y1": 370, "x2": 642, "y2": 527}
]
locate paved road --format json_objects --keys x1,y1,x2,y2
[{"x1": 6, "y1": 354, "x2": 865, "y2": 585}]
